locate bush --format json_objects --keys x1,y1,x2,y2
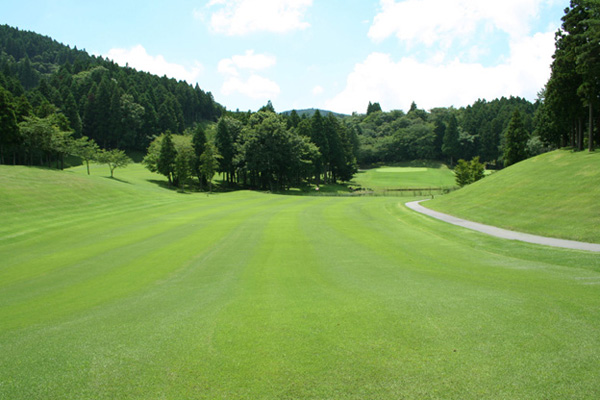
[{"x1": 455, "y1": 156, "x2": 485, "y2": 187}]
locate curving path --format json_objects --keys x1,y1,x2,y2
[{"x1": 406, "y1": 200, "x2": 600, "y2": 253}]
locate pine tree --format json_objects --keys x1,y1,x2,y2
[
  {"x1": 442, "y1": 113, "x2": 460, "y2": 166},
  {"x1": 310, "y1": 109, "x2": 328, "y2": 184},
  {"x1": 215, "y1": 117, "x2": 234, "y2": 183},
  {"x1": 504, "y1": 109, "x2": 529, "y2": 167},
  {"x1": 0, "y1": 86, "x2": 20, "y2": 164}
]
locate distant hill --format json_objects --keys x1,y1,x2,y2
[
  {"x1": 0, "y1": 24, "x2": 223, "y2": 152},
  {"x1": 426, "y1": 150, "x2": 600, "y2": 243},
  {"x1": 281, "y1": 108, "x2": 349, "y2": 118}
]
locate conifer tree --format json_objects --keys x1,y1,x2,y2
[
  {"x1": 442, "y1": 113, "x2": 460, "y2": 166},
  {"x1": 0, "y1": 86, "x2": 20, "y2": 164},
  {"x1": 504, "y1": 109, "x2": 529, "y2": 167},
  {"x1": 310, "y1": 109, "x2": 328, "y2": 184}
]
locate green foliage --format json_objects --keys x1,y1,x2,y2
[
  {"x1": 0, "y1": 85, "x2": 19, "y2": 164},
  {"x1": 215, "y1": 117, "x2": 239, "y2": 183},
  {"x1": 174, "y1": 145, "x2": 194, "y2": 191},
  {"x1": 199, "y1": 142, "x2": 218, "y2": 192},
  {"x1": 504, "y1": 109, "x2": 529, "y2": 167},
  {"x1": 366, "y1": 101, "x2": 382, "y2": 115},
  {"x1": 350, "y1": 97, "x2": 537, "y2": 167},
  {"x1": 0, "y1": 24, "x2": 223, "y2": 156},
  {"x1": 95, "y1": 148, "x2": 132, "y2": 178},
  {"x1": 454, "y1": 156, "x2": 485, "y2": 187},
  {"x1": 192, "y1": 124, "x2": 207, "y2": 184},
  {"x1": 454, "y1": 159, "x2": 471, "y2": 187},
  {"x1": 442, "y1": 113, "x2": 460, "y2": 165},
  {"x1": 71, "y1": 136, "x2": 99, "y2": 175},
  {"x1": 539, "y1": 1, "x2": 600, "y2": 151},
  {"x1": 157, "y1": 131, "x2": 176, "y2": 184}
]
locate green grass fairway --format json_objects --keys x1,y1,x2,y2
[
  {"x1": 1, "y1": 164, "x2": 600, "y2": 399},
  {"x1": 427, "y1": 150, "x2": 600, "y2": 243},
  {"x1": 352, "y1": 161, "x2": 456, "y2": 190}
]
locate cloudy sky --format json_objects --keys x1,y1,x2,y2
[{"x1": 3, "y1": 0, "x2": 566, "y2": 114}]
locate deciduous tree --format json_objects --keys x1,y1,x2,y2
[{"x1": 96, "y1": 148, "x2": 132, "y2": 178}]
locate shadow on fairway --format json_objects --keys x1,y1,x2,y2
[{"x1": 105, "y1": 176, "x2": 131, "y2": 185}]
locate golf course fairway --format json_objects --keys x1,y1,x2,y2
[{"x1": 1, "y1": 165, "x2": 599, "y2": 399}]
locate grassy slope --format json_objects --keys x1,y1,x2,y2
[
  {"x1": 352, "y1": 161, "x2": 456, "y2": 189},
  {"x1": 1, "y1": 164, "x2": 600, "y2": 399},
  {"x1": 427, "y1": 150, "x2": 600, "y2": 243}
]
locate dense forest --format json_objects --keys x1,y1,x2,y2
[
  {"x1": 1, "y1": 0, "x2": 599, "y2": 191},
  {"x1": 0, "y1": 24, "x2": 222, "y2": 161}
]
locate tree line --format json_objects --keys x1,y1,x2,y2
[
  {"x1": 3, "y1": 4, "x2": 599, "y2": 191},
  {"x1": 352, "y1": 98, "x2": 539, "y2": 168},
  {"x1": 536, "y1": 0, "x2": 600, "y2": 152}
]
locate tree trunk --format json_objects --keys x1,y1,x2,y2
[
  {"x1": 577, "y1": 118, "x2": 583, "y2": 151},
  {"x1": 589, "y1": 103, "x2": 594, "y2": 152}
]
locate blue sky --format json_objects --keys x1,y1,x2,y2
[{"x1": 2, "y1": 0, "x2": 567, "y2": 114}]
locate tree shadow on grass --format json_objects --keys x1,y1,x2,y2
[
  {"x1": 147, "y1": 179, "x2": 173, "y2": 190},
  {"x1": 146, "y1": 179, "x2": 221, "y2": 195},
  {"x1": 105, "y1": 176, "x2": 131, "y2": 184}
]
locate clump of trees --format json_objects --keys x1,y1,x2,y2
[
  {"x1": 143, "y1": 127, "x2": 215, "y2": 190},
  {"x1": 143, "y1": 106, "x2": 360, "y2": 192}
]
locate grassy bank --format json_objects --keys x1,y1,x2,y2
[{"x1": 426, "y1": 150, "x2": 600, "y2": 243}]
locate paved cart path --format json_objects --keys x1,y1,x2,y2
[{"x1": 406, "y1": 200, "x2": 600, "y2": 253}]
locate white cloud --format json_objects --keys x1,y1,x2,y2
[
  {"x1": 222, "y1": 74, "x2": 281, "y2": 99},
  {"x1": 312, "y1": 85, "x2": 324, "y2": 95},
  {"x1": 325, "y1": 31, "x2": 555, "y2": 114},
  {"x1": 105, "y1": 45, "x2": 202, "y2": 83},
  {"x1": 232, "y1": 50, "x2": 277, "y2": 70},
  {"x1": 369, "y1": 0, "x2": 545, "y2": 46},
  {"x1": 204, "y1": 0, "x2": 312, "y2": 36},
  {"x1": 218, "y1": 50, "x2": 280, "y2": 100}
]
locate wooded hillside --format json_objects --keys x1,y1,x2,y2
[{"x1": 0, "y1": 24, "x2": 223, "y2": 156}]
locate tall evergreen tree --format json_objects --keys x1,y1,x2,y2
[
  {"x1": 192, "y1": 125, "x2": 208, "y2": 187},
  {"x1": 504, "y1": 109, "x2": 529, "y2": 167},
  {"x1": 0, "y1": 85, "x2": 20, "y2": 164},
  {"x1": 62, "y1": 91, "x2": 82, "y2": 137},
  {"x1": 442, "y1": 113, "x2": 460, "y2": 166},
  {"x1": 310, "y1": 109, "x2": 328, "y2": 184},
  {"x1": 215, "y1": 117, "x2": 234, "y2": 183}
]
